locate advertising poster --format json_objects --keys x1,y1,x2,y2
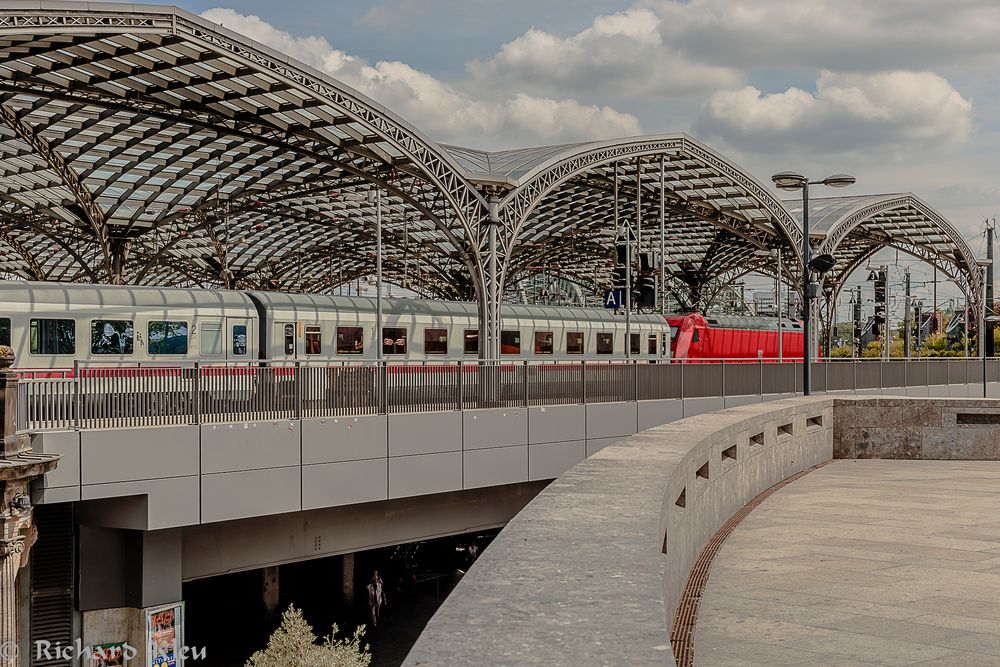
[
  {"x1": 89, "y1": 643, "x2": 128, "y2": 667},
  {"x1": 146, "y1": 602, "x2": 184, "y2": 667}
]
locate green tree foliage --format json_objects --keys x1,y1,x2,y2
[{"x1": 246, "y1": 605, "x2": 371, "y2": 667}]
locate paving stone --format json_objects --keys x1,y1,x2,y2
[{"x1": 693, "y1": 460, "x2": 1000, "y2": 666}]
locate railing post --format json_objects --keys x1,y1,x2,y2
[
  {"x1": 523, "y1": 361, "x2": 529, "y2": 408},
  {"x1": 193, "y1": 362, "x2": 201, "y2": 425},
  {"x1": 721, "y1": 359, "x2": 726, "y2": 399},
  {"x1": 456, "y1": 360, "x2": 463, "y2": 411},
  {"x1": 581, "y1": 361, "x2": 587, "y2": 405},
  {"x1": 73, "y1": 359, "x2": 81, "y2": 429},
  {"x1": 759, "y1": 360, "x2": 764, "y2": 397},
  {"x1": 381, "y1": 361, "x2": 389, "y2": 415},
  {"x1": 294, "y1": 361, "x2": 302, "y2": 419}
]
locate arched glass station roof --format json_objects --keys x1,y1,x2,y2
[{"x1": 0, "y1": 1, "x2": 983, "y2": 351}]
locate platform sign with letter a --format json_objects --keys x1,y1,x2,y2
[{"x1": 603, "y1": 289, "x2": 624, "y2": 309}]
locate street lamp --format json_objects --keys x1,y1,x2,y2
[{"x1": 771, "y1": 172, "x2": 856, "y2": 395}]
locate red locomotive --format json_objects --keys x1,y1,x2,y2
[{"x1": 667, "y1": 313, "x2": 804, "y2": 361}]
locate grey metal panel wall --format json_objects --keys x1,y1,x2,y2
[
  {"x1": 463, "y1": 409, "x2": 527, "y2": 449},
  {"x1": 201, "y1": 421, "x2": 299, "y2": 473},
  {"x1": 302, "y1": 459, "x2": 388, "y2": 510},
  {"x1": 528, "y1": 405, "x2": 585, "y2": 444},
  {"x1": 388, "y1": 412, "x2": 462, "y2": 456},
  {"x1": 724, "y1": 394, "x2": 762, "y2": 409},
  {"x1": 585, "y1": 402, "x2": 637, "y2": 440},
  {"x1": 683, "y1": 397, "x2": 724, "y2": 417},
  {"x1": 528, "y1": 440, "x2": 586, "y2": 481},
  {"x1": 301, "y1": 416, "x2": 387, "y2": 464},
  {"x1": 637, "y1": 399, "x2": 683, "y2": 432},
  {"x1": 81, "y1": 476, "x2": 200, "y2": 530},
  {"x1": 389, "y1": 452, "x2": 462, "y2": 499},
  {"x1": 201, "y1": 467, "x2": 300, "y2": 523},
  {"x1": 80, "y1": 426, "x2": 199, "y2": 484},
  {"x1": 463, "y1": 446, "x2": 528, "y2": 489},
  {"x1": 32, "y1": 431, "x2": 80, "y2": 497}
]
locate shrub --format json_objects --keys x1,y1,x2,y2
[{"x1": 246, "y1": 605, "x2": 371, "y2": 667}]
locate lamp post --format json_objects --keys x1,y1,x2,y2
[{"x1": 771, "y1": 172, "x2": 856, "y2": 396}]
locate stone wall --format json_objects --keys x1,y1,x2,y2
[{"x1": 834, "y1": 398, "x2": 1000, "y2": 460}]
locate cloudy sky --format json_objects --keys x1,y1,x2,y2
[{"x1": 182, "y1": 0, "x2": 1000, "y2": 313}]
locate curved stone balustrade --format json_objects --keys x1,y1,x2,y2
[{"x1": 404, "y1": 396, "x2": 835, "y2": 666}]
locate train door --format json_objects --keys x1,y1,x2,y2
[
  {"x1": 273, "y1": 321, "x2": 297, "y2": 360},
  {"x1": 227, "y1": 317, "x2": 253, "y2": 361}
]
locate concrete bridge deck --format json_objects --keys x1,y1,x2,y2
[{"x1": 695, "y1": 460, "x2": 1000, "y2": 666}]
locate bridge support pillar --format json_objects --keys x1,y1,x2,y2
[
  {"x1": 263, "y1": 566, "x2": 280, "y2": 618},
  {"x1": 342, "y1": 553, "x2": 355, "y2": 607},
  {"x1": 0, "y1": 347, "x2": 58, "y2": 663}
]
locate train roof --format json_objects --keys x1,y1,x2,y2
[
  {"x1": 0, "y1": 280, "x2": 256, "y2": 309},
  {"x1": 668, "y1": 312, "x2": 803, "y2": 331},
  {"x1": 247, "y1": 291, "x2": 668, "y2": 324}
]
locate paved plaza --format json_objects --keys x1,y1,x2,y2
[{"x1": 695, "y1": 460, "x2": 1000, "y2": 666}]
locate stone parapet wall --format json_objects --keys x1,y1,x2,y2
[
  {"x1": 404, "y1": 395, "x2": 1000, "y2": 666},
  {"x1": 834, "y1": 398, "x2": 1000, "y2": 460},
  {"x1": 404, "y1": 397, "x2": 835, "y2": 667}
]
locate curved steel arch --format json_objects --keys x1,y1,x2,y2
[
  {"x1": 815, "y1": 193, "x2": 981, "y2": 328},
  {"x1": 0, "y1": 1, "x2": 491, "y2": 299},
  {"x1": 498, "y1": 134, "x2": 800, "y2": 255}
]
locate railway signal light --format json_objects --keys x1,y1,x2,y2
[
  {"x1": 612, "y1": 266, "x2": 627, "y2": 290},
  {"x1": 636, "y1": 273, "x2": 656, "y2": 307}
]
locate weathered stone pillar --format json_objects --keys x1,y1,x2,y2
[
  {"x1": 263, "y1": 566, "x2": 280, "y2": 618},
  {"x1": 0, "y1": 347, "x2": 58, "y2": 665},
  {"x1": 342, "y1": 553, "x2": 355, "y2": 606}
]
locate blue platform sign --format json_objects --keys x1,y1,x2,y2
[{"x1": 603, "y1": 289, "x2": 624, "y2": 309}]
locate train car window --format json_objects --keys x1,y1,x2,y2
[
  {"x1": 91, "y1": 320, "x2": 134, "y2": 355},
  {"x1": 501, "y1": 330, "x2": 521, "y2": 355},
  {"x1": 202, "y1": 323, "x2": 223, "y2": 356},
  {"x1": 232, "y1": 325, "x2": 248, "y2": 356},
  {"x1": 383, "y1": 327, "x2": 407, "y2": 355},
  {"x1": 29, "y1": 319, "x2": 75, "y2": 355},
  {"x1": 283, "y1": 324, "x2": 295, "y2": 355},
  {"x1": 424, "y1": 328, "x2": 448, "y2": 355},
  {"x1": 648, "y1": 334, "x2": 658, "y2": 355},
  {"x1": 463, "y1": 330, "x2": 479, "y2": 355},
  {"x1": 148, "y1": 321, "x2": 189, "y2": 355},
  {"x1": 534, "y1": 331, "x2": 554, "y2": 355},
  {"x1": 336, "y1": 327, "x2": 364, "y2": 355},
  {"x1": 0, "y1": 318, "x2": 9, "y2": 347},
  {"x1": 305, "y1": 325, "x2": 322, "y2": 355},
  {"x1": 629, "y1": 333, "x2": 641, "y2": 356},
  {"x1": 596, "y1": 332, "x2": 614, "y2": 354},
  {"x1": 566, "y1": 331, "x2": 584, "y2": 354}
]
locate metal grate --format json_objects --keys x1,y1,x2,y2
[{"x1": 30, "y1": 503, "x2": 74, "y2": 667}]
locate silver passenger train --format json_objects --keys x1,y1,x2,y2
[{"x1": 0, "y1": 282, "x2": 670, "y2": 372}]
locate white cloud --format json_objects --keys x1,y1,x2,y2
[
  {"x1": 648, "y1": 0, "x2": 1000, "y2": 72},
  {"x1": 694, "y1": 71, "x2": 973, "y2": 154},
  {"x1": 469, "y1": 7, "x2": 742, "y2": 99},
  {"x1": 200, "y1": 8, "x2": 641, "y2": 147}
]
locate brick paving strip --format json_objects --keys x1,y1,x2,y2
[{"x1": 670, "y1": 461, "x2": 832, "y2": 666}]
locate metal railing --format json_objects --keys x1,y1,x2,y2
[{"x1": 14, "y1": 358, "x2": 1000, "y2": 432}]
